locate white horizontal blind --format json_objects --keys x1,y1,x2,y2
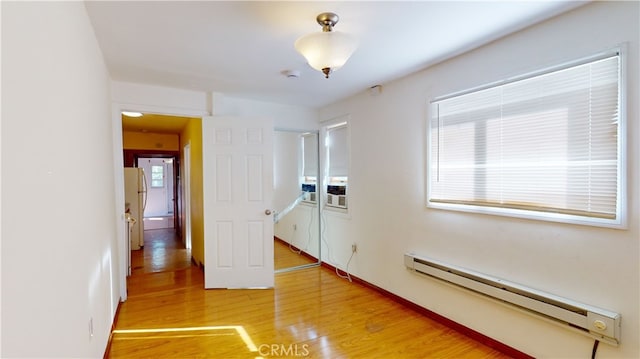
[
  {"x1": 328, "y1": 124, "x2": 348, "y2": 177},
  {"x1": 302, "y1": 133, "x2": 318, "y2": 177},
  {"x1": 430, "y1": 54, "x2": 620, "y2": 220}
]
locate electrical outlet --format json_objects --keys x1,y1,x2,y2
[
  {"x1": 352, "y1": 243, "x2": 357, "y2": 253},
  {"x1": 293, "y1": 224, "x2": 297, "y2": 231}
]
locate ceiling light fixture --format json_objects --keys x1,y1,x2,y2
[
  {"x1": 294, "y1": 12, "x2": 357, "y2": 79},
  {"x1": 122, "y1": 111, "x2": 143, "y2": 118}
]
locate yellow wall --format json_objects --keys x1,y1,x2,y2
[
  {"x1": 180, "y1": 119, "x2": 205, "y2": 266},
  {"x1": 123, "y1": 131, "x2": 180, "y2": 151}
]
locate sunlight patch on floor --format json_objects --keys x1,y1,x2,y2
[{"x1": 113, "y1": 325, "x2": 260, "y2": 356}]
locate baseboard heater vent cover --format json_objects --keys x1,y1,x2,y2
[{"x1": 404, "y1": 253, "x2": 620, "y2": 346}]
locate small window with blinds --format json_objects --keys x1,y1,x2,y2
[
  {"x1": 302, "y1": 133, "x2": 318, "y2": 179},
  {"x1": 429, "y1": 50, "x2": 624, "y2": 227},
  {"x1": 301, "y1": 133, "x2": 318, "y2": 203},
  {"x1": 325, "y1": 122, "x2": 349, "y2": 210}
]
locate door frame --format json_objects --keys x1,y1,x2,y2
[
  {"x1": 111, "y1": 102, "x2": 207, "y2": 303},
  {"x1": 183, "y1": 143, "x2": 192, "y2": 250},
  {"x1": 125, "y1": 150, "x2": 180, "y2": 229}
]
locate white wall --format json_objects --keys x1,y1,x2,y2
[
  {"x1": 213, "y1": 93, "x2": 319, "y2": 131},
  {"x1": 111, "y1": 81, "x2": 210, "y2": 117},
  {"x1": 110, "y1": 83, "x2": 319, "y2": 131},
  {"x1": 319, "y1": 2, "x2": 639, "y2": 358},
  {"x1": 1, "y1": 2, "x2": 119, "y2": 358}
]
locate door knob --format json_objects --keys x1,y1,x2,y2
[{"x1": 265, "y1": 209, "x2": 272, "y2": 215}]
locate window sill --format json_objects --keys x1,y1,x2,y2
[
  {"x1": 427, "y1": 201, "x2": 625, "y2": 230},
  {"x1": 323, "y1": 205, "x2": 351, "y2": 219}
]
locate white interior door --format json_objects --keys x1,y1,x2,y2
[{"x1": 202, "y1": 116, "x2": 274, "y2": 288}]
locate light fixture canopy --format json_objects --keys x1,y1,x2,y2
[{"x1": 295, "y1": 12, "x2": 357, "y2": 79}]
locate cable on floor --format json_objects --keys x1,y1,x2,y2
[
  {"x1": 320, "y1": 206, "x2": 349, "y2": 281},
  {"x1": 288, "y1": 226, "x2": 301, "y2": 254},
  {"x1": 335, "y1": 250, "x2": 354, "y2": 282},
  {"x1": 288, "y1": 203, "x2": 316, "y2": 255},
  {"x1": 317, "y1": 197, "x2": 355, "y2": 282},
  {"x1": 591, "y1": 339, "x2": 600, "y2": 359},
  {"x1": 303, "y1": 203, "x2": 315, "y2": 251}
]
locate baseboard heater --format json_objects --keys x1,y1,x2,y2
[{"x1": 404, "y1": 253, "x2": 621, "y2": 346}]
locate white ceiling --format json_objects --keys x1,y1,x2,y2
[{"x1": 85, "y1": 1, "x2": 586, "y2": 109}]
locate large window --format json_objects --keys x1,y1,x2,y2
[{"x1": 429, "y1": 50, "x2": 624, "y2": 227}]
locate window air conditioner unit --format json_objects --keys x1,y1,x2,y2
[
  {"x1": 303, "y1": 192, "x2": 317, "y2": 203},
  {"x1": 327, "y1": 194, "x2": 347, "y2": 209},
  {"x1": 301, "y1": 183, "x2": 316, "y2": 203},
  {"x1": 326, "y1": 184, "x2": 347, "y2": 209}
]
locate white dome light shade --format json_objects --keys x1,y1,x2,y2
[
  {"x1": 294, "y1": 12, "x2": 357, "y2": 78},
  {"x1": 295, "y1": 31, "x2": 357, "y2": 74}
]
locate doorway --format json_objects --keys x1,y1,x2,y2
[
  {"x1": 124, "y1": 151, "x2": 181, "y2": 235},
  {"x1": 138, "y1": 156, "x2": 176, "y2": 230}
]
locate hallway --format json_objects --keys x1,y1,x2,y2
[
  {"x1": 131, "y1": 228, "x2": 191, "y2": 275},
  {"x1": 124, "y1": 228, "x2": 195, "y2": 299},
  {"x1": 108, "y1": 232, "x2": 512, "y2": 358}
]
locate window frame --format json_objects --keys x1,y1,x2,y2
[
  {"x1": 150, "y1": 164, "x2": 164, "y2": 188},
  {"x1": 322, "y1": 117, "x2": 350, "y2": 214},
  {"x1": 301, "y1": 132, "x2": 319, "y2": 205},
  {"x1": 426, "y1": 47, "x2": 627, "y2": 229}
]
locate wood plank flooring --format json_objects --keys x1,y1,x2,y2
[
  {"x1": 274, "y1": 238, "x2": 318, "y2": 270},
  {"x1": 131, "y1": 228, "x2": 192, "y2": 275},
  {"x1": 107, "y1": 229, "x2": 512, "y2": 358}
]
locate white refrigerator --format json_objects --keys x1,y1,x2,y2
[{"x1": 124, "y1": 167, "x2": 147, "y2": 250}]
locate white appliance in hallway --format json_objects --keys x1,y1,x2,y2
[
  {"x1": 124, "y1": 213, "x2": 136, "y2": 276},
  {"x1": 124, "y1": 167, "x2": 147, "y2": 250}
]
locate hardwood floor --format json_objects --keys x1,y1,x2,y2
[
  {"x1": 274, "y1": 237, "x2": 318, "y2": 270},
  {"x1": 131, "y1": 228, "x2": 192, "y2": 275},
  {"x1": 107, "y1": 230, "x2": 513, "y2": 358}
]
